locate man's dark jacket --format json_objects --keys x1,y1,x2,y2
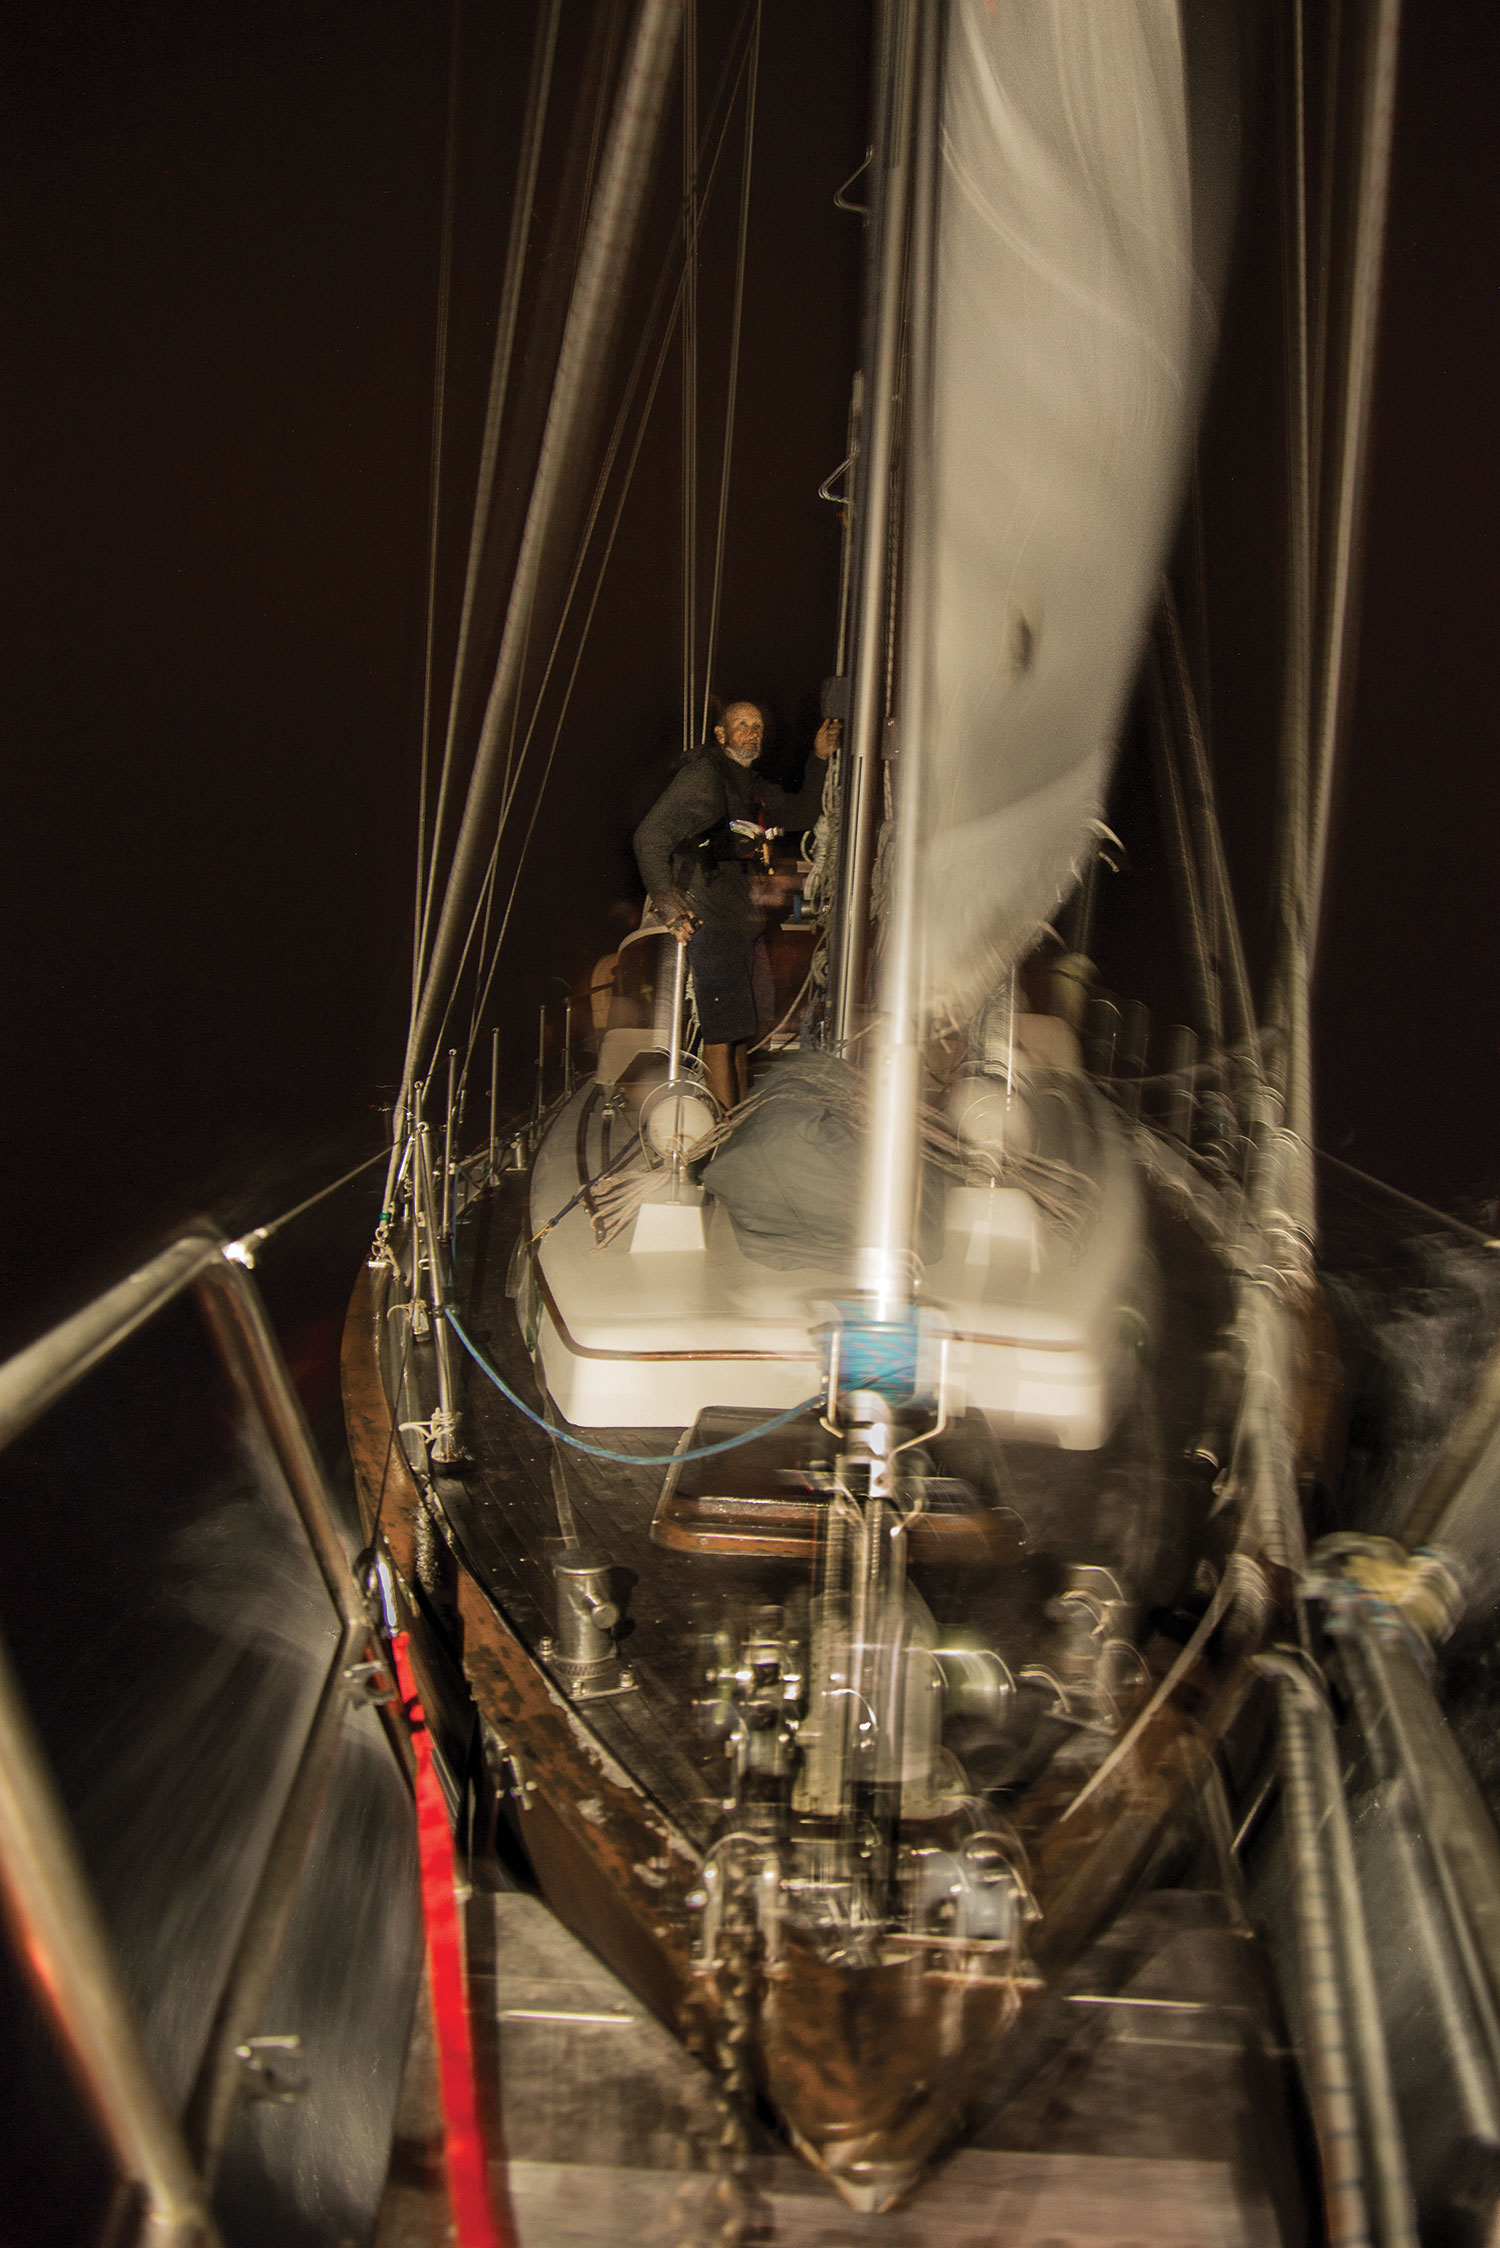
[{"x1": 632, "y1": 740, "x2": 825, "y2": 937}]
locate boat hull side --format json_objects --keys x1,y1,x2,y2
[
  {"x1": 341, "y1": 1260, "x2": 705, "y2": 2037},
  {"x1": 457, "y1": 1583, "x2": 702, "y2": 2031}
]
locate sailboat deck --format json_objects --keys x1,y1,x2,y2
[
  {"x1": 527, "y1": 1075, "x2": 1146, "y2": 1443},
  {"x1": 431, "y1": 1147, "x2": 1228, "y2": 1852}
]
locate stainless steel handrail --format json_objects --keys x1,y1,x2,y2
[
  {"x1": 183, "y1": 1613, "x2": 372, "y2": 2186},
  {"x1": 0, "y1": 1625, "x2": 219, "y2": 2248},
  {"x1": 0, "y1": 1226, "x2": 223, "y2": 1453},
  {"x1": 0, "y1": 1223, "x2": 413, "y2": 2245}
]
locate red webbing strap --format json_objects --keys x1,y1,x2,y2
[{"x1": 392, "y1": 1632, "x2": 506, "y2": 2248}]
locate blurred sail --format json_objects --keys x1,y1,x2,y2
[{"x1": 917, "y1": 1, "x2": 1207, "y2": 1021}]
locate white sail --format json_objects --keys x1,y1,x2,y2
[{"x1": 917, "y1": 1, "x2": 1202, "y2": 1021}]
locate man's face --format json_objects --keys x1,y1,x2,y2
[{"x1": 716, "y1": 703, "x2": 764, "y2": 767}]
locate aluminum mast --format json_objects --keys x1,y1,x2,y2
[{"x1": 823, "y1": 0, "x2": 919, "y2": 1057}]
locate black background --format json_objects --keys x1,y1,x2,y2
[{"x1": 6, "y1": 1, "x2": 1500, "y2": 1322}]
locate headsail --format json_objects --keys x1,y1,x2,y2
[{"x1": 915, "y1": 2, "x2": 1205, "y2": 1023}]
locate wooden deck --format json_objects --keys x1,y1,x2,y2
[{"x1": 375, "y1": 1875, "x2": 1310, "y2": 2245}]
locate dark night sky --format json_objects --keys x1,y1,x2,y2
[
  {"x1": 1316, "y1": 7, "x2": 1500, "y2": 1210},
  {"x1": 5, "y1": 2, "x2": 1500, "y2": 1346}
]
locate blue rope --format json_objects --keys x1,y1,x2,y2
[
  {"x1": 443, "y1": 1307, "x2": 822, "y2": 1466},
  {"x1": 832, "y1": 1303, "x2": 922, "y2": 1401}
]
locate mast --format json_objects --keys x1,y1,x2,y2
[
  {"x1": 852, "y1": 0, "x2": 940, "y2": 1328},
  {"x1": 823, "y1": 0, "x2": 919, "y2": 1056}
]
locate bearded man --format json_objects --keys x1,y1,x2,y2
[{"x1": 633, "y1": 700, "x2": 838, "y2": 1113}]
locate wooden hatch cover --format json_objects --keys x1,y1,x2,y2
[{"x1": 651, "y1": 1406, "x2": 1028, "y2": 1565}]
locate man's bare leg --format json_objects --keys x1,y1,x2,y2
[
  {"x1": 704, "y1": 1041, "x2": 737, "y2": 1114},
  {"x1": 735, "y1": 1042, "x2": 750, "y2": 1103}
]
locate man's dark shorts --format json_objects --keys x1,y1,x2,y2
[{"x1": 687, "y1": 926, "x2": 762, "y2": 1045}]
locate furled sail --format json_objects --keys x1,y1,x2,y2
[{"x1": 915, "y1": 1, "x2": 1208, "y2": 1022}]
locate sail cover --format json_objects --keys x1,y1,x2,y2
[{"x1": 915, "y1": 1, "x2": 1205, "y2": 1022}]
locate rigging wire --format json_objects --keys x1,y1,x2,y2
[
  {"x1": 410, "y1": 0, "x2": 467, "y2": 1020},
  {"x1": 1318, "y1": 1153, "x2": 1500, "y2": 1252},
  {"x1": 449, "y1": 12, "x2": 759, "y2": 1081},
  {"x1": 1266, "y1": 0, "x2": 1401, "y2": 1260},
  {"x1": 699, "y1": 0, "x2": 763, "y2": 737},
  {"x1": 1308, "y1": 0, "x2": 1345, "y2": 524},
  {"x1": 1203, "y1": 14, "x2": 1336, "y2": 1619},
  {"x1": 1187, "y1": 459, "x2": 1214, "y2": 767},
  {"x1": 459, "y1": 841, "x2": 502, "y2": 1075},
  {"x1": 1158, "y1": 585, "x2": 1257, "y2": 1070},
  {"x1": 408, "y1": 4, "x2": 764, "y2": 1122},
  {"x1": 453, "y1": 270, "x2": 726, "y2": 1081},
  {"x1": 485, "y1": 6, "x2": 756, "y2": 814},
  {"x1": 412, "y1": 1, "x2": 563, "y2": 1018},
  {"x1": 1306, "y1": 0, "x2": 1401, "y2": 960},
  {"x1": 434, "y1": 4, "x2": 706, "y2": 1083},
  {"x1": 446, "y1": 267, "x2": 692, "y2": 1088},
  {"x1": 492, "y1": 18, "x2": 621, "y2": 839},
  {"x1": 497, "y1": 599, "x2": 540, "y2": 837},
  {"x1": 401, "y1": 0, "x2": 685, "y2": 1105},
  {"x1": 1285, "y1": 0, "x2": 1315, "y2": 882},
  {"x1": 455, "y1": 844, "x2": 507, "y2": 1089},
  {"x1": 419, "y1": 18, "x2": 763, "y2": 1092},
  {"x1": 1147, "y1": 645, "x2": 1221, "y2": 1054},
  {"x1": 228, "y1": 1146, "x2": 392, "y2": 1259},
  {"x1": 432, "y1": 334, "x2": 677, "y2": 1089}
]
